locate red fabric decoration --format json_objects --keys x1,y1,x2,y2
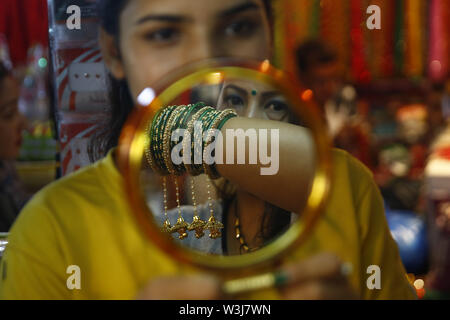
[
  {"x1": 0, "y1": 0, "x2": 48, "y2": 67},
  {"x1": 350, "y1": 0, "x2": 370, "y2": 83}
]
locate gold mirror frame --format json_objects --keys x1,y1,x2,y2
[{"x1": 117, "y1": 59, "x2": 333, "y2": 276}]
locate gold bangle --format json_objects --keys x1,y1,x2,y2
[
  {"x1": 203, "y1": 109, "x2": 238, "y2": 180},
  {"x1": 163, "y1": 105, "x2": 188, "y2": 175},
  {"x1": 145, "y1": 107, "x2": 170, "y2": 174},
  {"x1": 153, "y1": 106, "x2": 177, "y2": 175},
  {"x1": 192, "y1": 109, "x2": 219, "y2": 176},
  {"x1": 183, "y1": 107, "x2": 215, "y2": 176}
]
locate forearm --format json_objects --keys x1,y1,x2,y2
[{"x1": 216, "y1": 117, "x2": 316, "y2": 213}]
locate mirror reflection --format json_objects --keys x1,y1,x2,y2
[{"x1": 138, "y1": 73, "x2": 316, "y2": 256}]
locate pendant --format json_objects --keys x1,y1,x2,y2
[
  {"x1": 205, "y1": 216, "x2": 224, "y2": 239},
  {"x1": 188, "y1": 216, "x2": 207, "y2": 239},
  {"x1": 162, "y1": 219, "x2": 173, "y2": 234},
  {"x1": 172, "y1": 217, "x2": 189, "y2": 240}
]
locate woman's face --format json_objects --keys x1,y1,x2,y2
[
  {"x1": 105, "y1": 0, "x2": 271, "y2": 100},
  {"x1": 218, "y1": 80, "x2": 292, "y2": 122},
  {"x1": 0, "y1": 76, "x2": 26, "y2": 160}
]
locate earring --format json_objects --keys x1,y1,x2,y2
[
  {"x1": 204, "y1": 177, "x2": 224, "y2": 239},
  {"x1": 161, "y1": 176, "x2": 173, "y2": 234},
  {"x1": 170, "y1": 176, "x2": 189, "y2": 240},
  {"x1": 187, "y1": 177, "x2": 206, "y2": 239}
]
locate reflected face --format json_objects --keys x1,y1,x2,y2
[
  {"x1": 217, "y1": 79, "x2": 291, "y2": 122},
  {"x1": 116, "y1": 0, "x2": 271, "y2": 100},
  {"x1": 0, "y1": 76, "x2": 26, "y2": 160}
]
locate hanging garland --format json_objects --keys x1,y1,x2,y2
[
  {"x1": 394, "y1": 0, "x2": 405, "y2": 76},
  {"x1": 404, "y1": 0, "x2": 425, "y2": 78},
  {"x1": 350, "y1": 0, "x2": 370, "y2": 82},
  {"x1": 428, "y1": 0, "x2": 449, "y2": 81},
  {"x1": 382, "y1": 1, "x2": 396, "y2": 77},
  {"x1": 321, "y1": 0, "x2": 350, "y2": 78},
  {"x1": 274, "y1": 0, "x2": 449, "y2": 82},
  {"x1": 368, "y1": 0, "x2": 395, "y2": 78}
]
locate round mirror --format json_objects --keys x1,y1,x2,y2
[{"x1": 117, "y1": 59, "x2": 332, "y2": 286}]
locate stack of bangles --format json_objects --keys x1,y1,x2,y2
[
  {"x1": 144, "y1": 102, "x2": 238, "y2": 240},
  {"x1": 145, "y1": 102, "x2": 238, "y2": 179}
]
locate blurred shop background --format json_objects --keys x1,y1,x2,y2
[{"x1": 0, "y1": 0, "x2": 449, "y2": 299}]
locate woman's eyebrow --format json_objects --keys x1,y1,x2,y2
[
  {"x1": 261, "y1": 91, "x2": 282, "y2": 100},
  {"x1": 134, "y1": 2, "x2": 259, "y2": 26},
  {"x1": 218, "y1": 2, "x2": 259, "y2": 18},
  {"x1": 135, "y1": 14, "x2": 191, "y2": 25},
  {"x1": 225, "y1": 84, "x2": 249, "y2": 98}
]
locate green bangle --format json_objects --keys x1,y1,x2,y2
[
  {"x1": 169, "y1": 105, "x2": 189, "y2": 147},
  {"x1": 171, "y1": 102, "x2": 205, "y2": 174},
  {"x1": 183, "y1": 107, "x2": 214, "y2": 175},
  {"x1": 170, "y1": 107, "x2": 190, "y2": 175},
  {"x1": 192, "y1": 108, "x2": 217, "y2": 175},
  {"x1": 148, "y1": 107, "x2": 170, "y2": 174},
  {"x1": 217, "y1": 113, "x2": 237, "y2": 131},
  {"x1": 181, "y1": 102, "x2": 205, "y2": 128},
  {"x1": 203, "y1": 109, "x2": 238, "y2": 180},
  {"x1": 164, "y1": 106, "x2": 189, "y2": 175},
  {"x1": 145, "y1": 107, "x2": 165, "y2": 172},
  {"x1": 154, "y1": 106, "x2": 177, "y2": 174},
  {"x1": 173, "y1": 103, "x2": 193, "y2": 130},
  {"x1": 153, "y1": 108, "x2": 169, "y2": 173}
]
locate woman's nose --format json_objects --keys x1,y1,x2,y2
[
  {"x1": 244, "y1": 100, "x2": 260, "y2": 119},
  {"x1": 186, "y1": 31, "x2": 215, "y2": 61}
]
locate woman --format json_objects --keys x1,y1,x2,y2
[
  {"x1": 0, "y1": 62, "x2": 28, "y2": 232},
  {"x1": 0, "y1": 0, "x2": 415, "y2": 299}
]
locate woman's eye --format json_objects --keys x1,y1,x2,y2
[
  {"x1": 145, "y1": 27, "x2": 180, "y2": 43},
  {"x1": 264, "y1": 101, "x2": 289, "y2": 121},
  {"x1": 224, "y1": 94, "x2": 245, "y2": 110},
  {"x1": 224, "y1": 20, "x2": 257, "y2": 38}
]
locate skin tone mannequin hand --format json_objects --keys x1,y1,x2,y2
[{"x1": 135, "y1": 253, "x2": 357, "y2": 300}]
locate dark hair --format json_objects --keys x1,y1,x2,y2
[
  {"x1": 0, "y1": 62, "x2": 10, "y2": 87},
  {"x1": 89, "y1": 0, "x2": 132, "y2": 160},
  {"x1": 94, "y1": 0, "x2": 289, "y2": 248},
  {"x1": 296, "y1": 39, "x2": 338, "y2": 76}
]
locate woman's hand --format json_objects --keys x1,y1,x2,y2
[
  {"x1": 136, "y1": 253, "x2": 358, "y2": 300},
  {"x1": 136, "y1": 275, "x2": 222, "y2": 300},
  {"x1": 279, "y1": 253, "x2": 359, "y2": 300}
]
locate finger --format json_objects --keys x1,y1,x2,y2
[
  {"x1": 279, "y1": 253, "x2": 344, "y2": 285},
  {"x1": 281, "y1": 279, "x2": 358, "y2": 300},
  {"x1": 137, "y1": 275, "x2": 221, "y2": 300}
]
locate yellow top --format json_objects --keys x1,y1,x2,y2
[{"x1": 0, "y1": 149, "x2": 416, "y2": 300}]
